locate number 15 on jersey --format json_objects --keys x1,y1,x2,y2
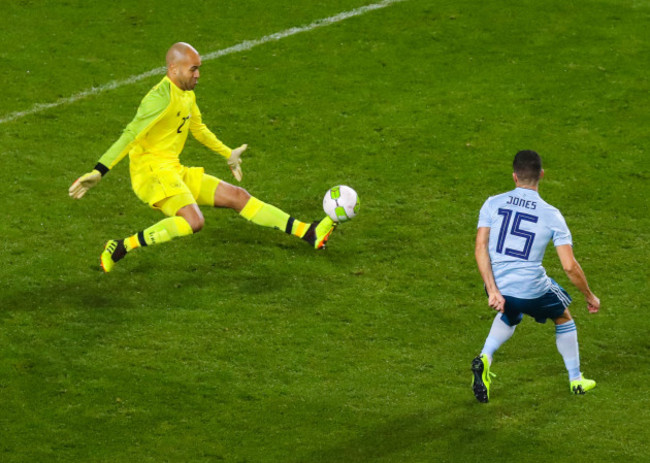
[{"x1": 496, "y1": 209, "x2": 538, "y2": 260}]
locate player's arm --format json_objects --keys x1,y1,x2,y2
[
  {"x1": 475, "y1": 226, "x2": 505, "y2": 312},
  {"x1": 69, "y1": 84, "x2": 170, "y2": 199},
  {"x1": 556, "y1": 244, "x2": 600, "y2": 313},
  {"x1": 189, "y1": 101, "x2": 247, "y2": 181},
  {"x1": 69, "y1": 129, "x2": 138, "y2": 199}
]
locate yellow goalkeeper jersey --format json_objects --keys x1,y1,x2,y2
[{"x1": 96, "y1": 76, "x2": 232, "y2": 178}]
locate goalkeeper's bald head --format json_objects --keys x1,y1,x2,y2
[{"x1": 166, "y1": 42, "x2": 201, "y2": 91}]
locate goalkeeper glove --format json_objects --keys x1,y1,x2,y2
[
  {"x1": 228, "y1": 144, "x2": 247, "y2": 182},
  {"x1": 69, "y1": 169, "x2": 102, "y2": 199}
]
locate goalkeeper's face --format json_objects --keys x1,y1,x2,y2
[
  {"x1": 176, "y1": 53, "x2": 201, "y2": 91},
  {"x1": 166, "y1": 42, "x2": 202, "y2": 91}
]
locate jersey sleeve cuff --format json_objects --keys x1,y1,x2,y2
[{"x1": 94, "y1": 163, "x2": 109, "y2": 176}]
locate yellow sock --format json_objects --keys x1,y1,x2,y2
[
  {"x1": 124, "y1": 216, "x2": 193, "y2": 252},
  {"x1": 291, "y1": 219, "x2": 310, "y2": 238},
  {"x1": 239, "y1": 197, "x2": 309, "y2": 237}
]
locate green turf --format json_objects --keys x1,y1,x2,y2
[{"x1": 1, "y1": 0, "x2": 649, "y2": 461}]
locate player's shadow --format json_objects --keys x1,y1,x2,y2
[
  {"x1": 291, "y1": 410, "x2": 451, "y2": 463},
  {"x1": 290, "y1": 398, "x2": 528, "y2": 463},
  {"x1": 0, "y1": 275, "x2": 134, "y2": 319}
]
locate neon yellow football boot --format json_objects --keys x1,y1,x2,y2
[
  {"x1": 302, "y1": 216, "x2": 336, "y2": 250},
  {"x1": 100, "y1": 239, "x2": 127, "y2": 273},
  {"x1": 570, "y1": 375, "x2": 596, "y2": 395},
  {"x1": 471, "y1": 354, "x2": 496, "y2": 403}
]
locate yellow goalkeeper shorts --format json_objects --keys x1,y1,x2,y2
[{"x1": 132, "y1": 165, "x2": 221, "y2": 216}]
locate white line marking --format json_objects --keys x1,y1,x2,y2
[{"x1": 0, "y1": 0, "x2": 407, "y2": 125}]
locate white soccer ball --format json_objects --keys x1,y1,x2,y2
[{"x1": 323, "y1": 185, "x2": 359, "y2": 222}]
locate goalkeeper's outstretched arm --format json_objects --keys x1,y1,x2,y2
[
  {"x1": 68, "y1": 131, "x2": 133, "y2": 199},
  {"x1": 69, "y1": 85, "x2": 169, "y2": 199},
  {"x1": 68, "y1": 131, "x2": 132, "y2": 200}
]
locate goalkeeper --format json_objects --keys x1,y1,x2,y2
[{"x1": 69, "y1": 42, "x2": 335, "y2": 272}]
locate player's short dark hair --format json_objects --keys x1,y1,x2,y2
[{"x1": 513, "y1": 150, "x2": 542, "y2": 183}]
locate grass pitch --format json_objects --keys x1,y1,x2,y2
[{"x1": 1, "y1": 0, "x2": 649, "y2": 461}]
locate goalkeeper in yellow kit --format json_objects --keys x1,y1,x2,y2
[{"x1": 69, "y1": 42, "x2": 335, "y2": 272}]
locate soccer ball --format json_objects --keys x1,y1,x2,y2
[{"x1": 323, "y1": 185, "x2": 359, "y2": 222}]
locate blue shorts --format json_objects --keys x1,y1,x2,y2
[{"x1": 499, "y1": 280, "x2": 572, "y2": 326}]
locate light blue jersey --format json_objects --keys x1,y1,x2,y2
[{"x1": 478, "y1": 187, "x2": 572, "y2": 298}]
